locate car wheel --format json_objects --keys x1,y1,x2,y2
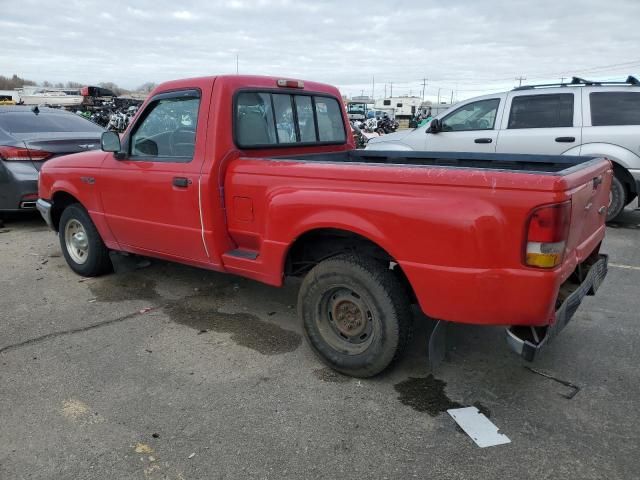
[
  {"x1": 298, "y1": 254, "x2": 412, "y2": 378},
  {"x1": 607, "y1": 175, "x2": 626, "y2": 222},
  {"x1": 59, "y1": 203, "x2": 112, "y2": 276}
]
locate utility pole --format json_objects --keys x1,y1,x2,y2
[
  {"x1": 515, "y1": 75, "x2": 526, "y2": 87},
  {"x1": 384, "y1": 83, "x2": 387, "y2": 98},
  {"x1": 371, "y1": 75, "x2": 375, "y2": 100},
  {"x1": 560, "y1": 76, "x2": 566, "y2": 84},
  {"x1": 437, "y1": 87, "x2": 441, "y2": 104},
  {"x1": 421, "y1": 78, "x2": 428, "y2": 101},
  {"x1": 390, "y1": 82, "x2": 393, "y2": 98},
  {"x1": 450, "y1": 90, "x2": 454, "y2": 104}
]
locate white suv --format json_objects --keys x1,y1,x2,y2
[{"x1": 366, "y1": 77, "x2": 640, "y2": 221}]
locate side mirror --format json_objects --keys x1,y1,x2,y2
[
  {"x1": 101, "y1": 131, "x2": 121, "y2": 153},
  {"x1": 427, "y1": 118, "x2": 442, "y2": 134}
]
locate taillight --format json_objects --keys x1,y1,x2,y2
[
  {"x1": 524, "y1": 202, "x2": 571, "y2": 268},
  {"x1": 0, "y1": 146, "x2": 52, "y2": 161}
]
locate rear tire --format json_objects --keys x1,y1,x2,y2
[
  {"x1": 59, "y1": 203, "x2": 112, "y2": 277},
  {"x1": 607, "y1": 175, "x2": 626, "y2": 222},
  {"x1": 299, "y1": 254, "x2": 412, "y2": 378}
]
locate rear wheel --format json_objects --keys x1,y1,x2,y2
[
  {"x1": 298, "y1": 254, "x2": 412, "y2": 378},
  {"x1": 607, "y1": 175, "x2": 626, "y2": 222},
  {"x1": 59, "y1": 203, "x2": 112, "y2": 276}
]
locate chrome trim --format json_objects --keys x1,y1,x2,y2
[{"x1": 36, "y1": 198, "x2": 54, "y2": 230}]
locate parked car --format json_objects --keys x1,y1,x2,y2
[
  {"x1": 366, "y1": 76, "x2": 640, "y2": 221},
  {"x1": 37, "y1": 75, "x2": 609, "y2": 377},
  {"x1": 0, "y1": 106, "x2": 104, "y2": 214}
]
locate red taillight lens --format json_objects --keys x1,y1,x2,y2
[
  {"x1": 276, "y1": 79, "x2": 304, "y2": 89},
  {"x1": 525, "y1": 202, "x2": 572, "y2": 268},
  {"x1": 527, "y1": 202, "x2": 571, "y2": 243},
  {"x1": 0, "y1": 146, "x2": 52, "y2": 161}
]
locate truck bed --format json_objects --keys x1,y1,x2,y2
[{"x1": 280, "y1": 150, "x2": 600, "y2": 174}]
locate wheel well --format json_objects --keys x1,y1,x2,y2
[
  {"x1": 611, "y1": 161, "x2": 637, "y2": 203},
  {"x1": 285, "y1": 228, "x2": 416, "y2": 302},
  {"x1": 51, "y1": 191, "x2": 80, "y2": 231}
]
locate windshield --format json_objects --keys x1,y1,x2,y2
[{"x1": 347, "y1": 103, "x2": 366, "y2": 114}]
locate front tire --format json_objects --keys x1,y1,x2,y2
[
  {"x1": 607, "y1": 175, "x2": 627, "y2": 222},
  {"x1": 298, "y1": 254, "x2": 412, "y2": 378},
  {"x1": 59, "y1": 203, "x2": 112, "y2": 276}
]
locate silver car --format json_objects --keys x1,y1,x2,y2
[
  {"x1": 0, "y1": 106, "x2": 104, "y2": 214},
  {"x1": 367, "y1": 77, "x2": 640, "y2": 221}
]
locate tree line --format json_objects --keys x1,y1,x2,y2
[{"x1": 0, "y1": 74, "x2": 156, "y2": 94}]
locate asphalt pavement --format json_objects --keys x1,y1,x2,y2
[{"x1": 1, "y1": 208, "x2": 639, "y2": 479}]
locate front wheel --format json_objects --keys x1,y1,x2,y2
[
  {"x1": 298, "y1": 254, "x2": 412, "y2": 378},
  {"x1": 59, "y1": 203, "x2": 112, "y2": 276}
]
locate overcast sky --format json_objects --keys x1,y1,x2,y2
[{"x1": 2, "y1": 0, "x2": 640, "y2": 101}]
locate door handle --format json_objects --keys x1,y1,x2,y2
[
  {"x1": 474, "y1": 138, "x2": 493, "y2": 144},
  {"x1": 555, "y1": 136, "x2": 575, "y2": 143},
  {"x1": 172, "y1": 177, "x2": 191, "y2": 188}
]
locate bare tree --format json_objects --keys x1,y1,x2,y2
[{"x1": 136, "y1": 82, "x2": 157, "y2": 93}]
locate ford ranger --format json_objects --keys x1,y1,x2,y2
[{"x1": 37, "y1": 75, "x2": 610, "y2": 377}]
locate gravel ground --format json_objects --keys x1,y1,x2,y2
[{"x1": 1, "y1": 208, "x2": 639, "y2": 480}]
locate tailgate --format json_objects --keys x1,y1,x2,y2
[{"x1": 564, "y1": 159, "x2": 612, "y2": 260}]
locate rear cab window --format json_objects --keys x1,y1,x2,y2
[
  {"x1": 508, "y1": 94, "x2": 574, "y2": 129},
  {"x1": 235, "y1": 90, "x2": 346, "y2": 148},
  {"x1": 590, "y1": 92, "x2": 640, "y2": 126}
]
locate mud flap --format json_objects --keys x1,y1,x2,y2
[{"x1": 428, "y1": 319, "x2": 448, "y2": 370}]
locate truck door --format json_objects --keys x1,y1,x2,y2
[
  {"x1": 495, "y1": 90, "x2": 582, "y2": 155},
  {"x1": 422, "y1": 97, "x2": 503, "y2": 152},
  {"x1": 99, "y1": 89, "x2": 210, "y2": 263}
]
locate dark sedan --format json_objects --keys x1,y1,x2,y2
[{"x1": 0, "y1": 106, "x2": 104, "y2": 213}]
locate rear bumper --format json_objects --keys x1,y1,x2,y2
[
  {"x1": 0, "y1": 161, "x2": 39, "y2": 211},
  {"x1": 506, "y1": 254, "x2": 608, "y2": 361},
  {"x1": 36, "y1": 198, "x2": 54, "y2": 229}
]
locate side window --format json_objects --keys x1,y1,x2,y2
[
  {"x1": 235, "y1": 92, "x2": 345, "y2": 147},
  {"x1": 130, "y1": 92, "x2": 200, "y2": 161},
  {"x1": 441, "y1": 98, "x2": 500, "y2": 132},
  {"x1": 315, "y1": 97, "x2": 346, "y2": 142},
  {"x1": 508, "y1": 94, "x2": 573, "y2": 129},
  {"x1": 590, "y1": 92, "x2": 640, "y2": 126}
]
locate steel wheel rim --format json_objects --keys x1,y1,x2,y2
[
  {"x1": 64, "y1": 219, "x2": 89, "y2": 265},
  {"x1": 316, "y1": 286, "x2": 376, "y2": 355}
]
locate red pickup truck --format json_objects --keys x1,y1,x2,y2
[{"x1": 37, "y1": 75, "x2": 610, "y2": 377}]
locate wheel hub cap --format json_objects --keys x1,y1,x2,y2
[{"x1": 332, "y1": 299, "x2": 365, "y2": 336}]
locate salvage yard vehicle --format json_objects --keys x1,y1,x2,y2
[
  {"x1": 366, "y1": 76, "x2": 640, "y2": 221},
  {"x1": 37, "y1": 75, "x2": 610, "y2": 377},
  {"x1": 0, "y1": 106, "x2": 104, "y2": 214}
]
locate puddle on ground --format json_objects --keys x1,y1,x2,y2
[
  {"x1": 166, "y1": 294, "x2": 301, "y2": 356},
  {"x1": 394, "y1": 376, "x2": 491, "y2": 419},
  {"x1": 313, "y1": 367, "x2": 351, "y2": 383},
  {"x1": 394, "y1": 375, "x2": 463, "y2": 416},
  {"x1": 87, "y1": 271, "x2": 300, "y2": 355},
  {"x1": 89, "y1": 272, "x2": 159, "y2": 302}
]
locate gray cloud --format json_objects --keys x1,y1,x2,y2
[{"x1": 1, "y1": 0, "x2": 639, "y2": 101}]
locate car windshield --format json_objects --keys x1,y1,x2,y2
[
  {"x1": 0, "y1": 111, "x2": 104, "y2": 134},
  {"x1": 347, "y1": 103, "x2": 366, "y2": 114}
]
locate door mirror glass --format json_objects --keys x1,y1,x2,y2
[
  {"x1": 427, "y1": 118, "x2": 442, "y2": 133},
  {"x1": 101, "y1": 131, "x2": 121, "y2": 152}
]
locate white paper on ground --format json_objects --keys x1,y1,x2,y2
[{"x1": 447, "y1": 406, "x2": 511, "y2": 448}]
